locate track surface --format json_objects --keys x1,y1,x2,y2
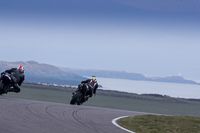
[{"x1": 0, "y1": 97, "x2": 147, "y2": 133}]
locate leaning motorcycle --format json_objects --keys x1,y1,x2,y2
[
  {"x1": 70, "y1": 84, "x2": 89, "y2": 105},
  {"x1": 0, "y1": 73, "x2": 13, "y2": 95}
]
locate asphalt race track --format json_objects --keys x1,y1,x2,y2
[{"x1": 0, "y1": 97, "x2": 147, "y2": 133}]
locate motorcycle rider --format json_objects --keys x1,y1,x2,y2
[
  {"x1": 0, "y1": 65, "x2": 25, "y2": 93},
  {"x1": 81, "y1": 76, "x2": 98, "y2": 100},
  {"x1": 72, "y1": 76, "x2": 98, "y2": 104}
]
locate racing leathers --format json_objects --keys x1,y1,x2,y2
[
  {"x1": 1, "y1": 68, "x2": 25, "y2": 93},
  {"x1": 81, "y1": 79, "x2": 98, "y2": 98}
]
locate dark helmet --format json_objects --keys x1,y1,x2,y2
[{"x1": 18, "y1": 65, "x2": 24, "y2": 73}]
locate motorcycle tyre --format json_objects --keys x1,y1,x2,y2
[
  {"x1": 0, "y1": 81, "x2": 5, "y2": 95},
  {"x1": 70, "y1": 91, "x2": 83, "y2": 105}
]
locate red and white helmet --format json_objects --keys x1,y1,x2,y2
[{"x1": 18, "y1": 65, "x2": 24, "y2": 73}]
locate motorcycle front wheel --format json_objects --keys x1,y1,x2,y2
[
  {"x1": 70, "y1": 91, "x2": 83, "y2": 105},
  {"x1": 0, "y1": 81, "x2": 5, "y2": 95}
]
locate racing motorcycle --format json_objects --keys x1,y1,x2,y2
[
  {"x1": 0, "y1": 73, "x2": 13, "y2": 95},
  {"x1": 70, "y1": 83, "x2": 89, "y2": 105}
]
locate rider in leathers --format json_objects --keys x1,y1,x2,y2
[
  {"x1": 81, "y1": 76, "x2": 98, "y2": 101},
  {"x1": 0, "y1": 66, "x2": 25, "y2": 93}
]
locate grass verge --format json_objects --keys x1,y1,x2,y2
[{"x1": 118, "y1": 115, "x2": 200, "y2": 133}]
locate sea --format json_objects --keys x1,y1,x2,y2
[{"x1": 97, "y1": 77, "x2": 200, "y2": 99}]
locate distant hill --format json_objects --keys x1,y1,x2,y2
[
  {"x1": 60, "y1": 67, "x2": 200, "y2": 85},
  {"x1": 0, "y1": 61, "x2": 86, "y2": 86},
  {"x1": 1, "y1": 60, "x2": 199, "y2": 86}
]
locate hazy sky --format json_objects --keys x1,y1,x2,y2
[{"x1": 0, "y1": 0, "x2": 200, "y2": 80}]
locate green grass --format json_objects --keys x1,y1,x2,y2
[
  {"x1": 3, "y1": 83, "x2": 200, "y2": 117},
  {"x1": 3, "y1": 86, "x2": 72, "y2": 104},
  {"x1": 118, "y1": 115, "x2": 200, "y2": 133}
]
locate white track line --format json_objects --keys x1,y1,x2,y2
[{"x1": 112, "y1": 116, "x2": 135, "y2": 133}]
